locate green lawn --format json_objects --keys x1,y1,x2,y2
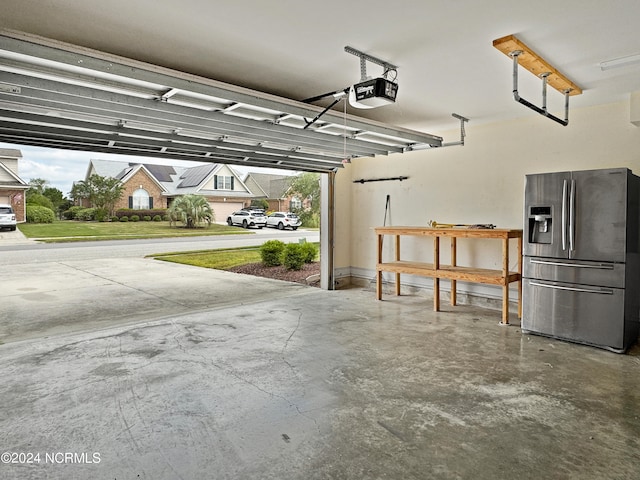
[
  {"x1": 18, "y1": 220, "x2": 252, "y2": 242},
  {"x1": 149, "y1": 246, "x2": 262, "y2": 269}
]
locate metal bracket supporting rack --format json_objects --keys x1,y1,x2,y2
[{"x1": 510, "y1": 50, "x2": 571, "y2": 127}]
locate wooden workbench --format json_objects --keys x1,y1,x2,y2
[{"x1": 375, "y1": 226, "x2": 523, "y2": 324}]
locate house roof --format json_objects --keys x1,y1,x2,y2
[
  {"x1": 86, "y1": 158, "x2": 253, "y2": 197},
  {"x1": 0, "y1": 148, "x2": 22, "y2": 158},
  {"x1": 176, "y1": 163, "x2": 216, "y2": 189},
  {"x1": 247, "y1": 173, "x2": 292, "y2": 199}
]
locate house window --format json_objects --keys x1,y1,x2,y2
[
  {"x1": 215, "y1": 175, "x2": 233, "y2": 190},
  {"x1": 290, "y1": 196, "x2": 302, "y2": 210},
  {"x1": 132, "y1": 188, "x2": 150, "y2": 209}
]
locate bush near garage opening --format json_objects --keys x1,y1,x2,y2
[
  {"x1": 260, "y1": 239, "x2": 285, "y2": 267},
  {"x1": 300, "y1": 241, "x2": 318, "y2": 263},
  {"x1": 283, "y1": 243, "x2": 306, "y2": 271},
  {"x1": 26, "y1": 205, "x2": 55, "y2": 223}
]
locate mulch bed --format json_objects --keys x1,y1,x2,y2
[{"x1": 227, "y1": 262, "x2": 321, "y2": 287}]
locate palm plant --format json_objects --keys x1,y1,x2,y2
[{"x1": 167, "y1": 194, "x2": 214, "y2": 228}]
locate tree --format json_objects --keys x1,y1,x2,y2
[
  {"x1": 26, "y1": 193, "x2": 55, "y2": 211},
  {"x1": 288, "y1": 173, "x2": 320, "y2": 210},
  {"x1": 167, "y1": 194, "x2": 214, "y2": 228},
  {"x1": 43, "y1": 187, "x2": 64, "y2": 209},
  {"x1": 26, "y1": 179, "x2": 68, "y2": 219},
  {"x1": 27, "y1": 178, "x2": 48, "y2": 195},
  {"x1": 71, "y1": 174, "x2": 125, "y2": 216},
  {"x1": 288, "y1": 172, "x2": 321, "y2": 227}
]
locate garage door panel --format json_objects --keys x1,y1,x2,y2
[{"x1": 212, "y1": 202, "x2": 243, "y2": 222}]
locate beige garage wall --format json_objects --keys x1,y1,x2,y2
[{"x1": 334, "y1": 99, "x2": 640, "y2": 299}]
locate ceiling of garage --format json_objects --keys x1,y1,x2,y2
[{"x1": 0, "y1": 0, "x2": 639, "y2": 171}]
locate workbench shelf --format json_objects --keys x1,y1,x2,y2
[{"x1": 375, "y1": 226, "x2": 523, "y2": 324}]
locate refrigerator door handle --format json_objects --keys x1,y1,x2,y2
[
  {"x1": 562, "y1": 179, "x2": 568, "y2": 251},
  {"x1": 529, "y1": 259, "x2": 614, "y2": 270},
  {"x1": 569, "y1": 179, "x2": 576, "y2": 253},
  {"x1": 530, "y1": 281, "x2": 614, "y2": 295}
]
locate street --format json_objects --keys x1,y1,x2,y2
[{"x1": 0, "y1": 228, "x2": 320, "y2": 265}]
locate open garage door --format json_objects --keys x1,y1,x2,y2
[
  {"x1": 0, "y1": 31, "x2": 443, "y2": 289},
  {"x1": 0, "y1": 32, "x2": 442, "y2": 173}
]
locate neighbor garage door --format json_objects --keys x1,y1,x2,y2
[{"x1": 212, "y1": 202, "x2": 243, "y2": 223}]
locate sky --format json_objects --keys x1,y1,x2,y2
[{"x1": 1, "y1": 142, "x2": 294, "y2": 197}]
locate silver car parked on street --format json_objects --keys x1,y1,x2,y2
[
  {"x1": 226, "y1": 210, "x2": 267, "y2": 229},
  {"x1": 266, "y1": 212, "x2": 301, "y2": 230}
]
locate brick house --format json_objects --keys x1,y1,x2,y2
[
  {"x1": 83, "y1": 159, "x2": 255, "y2": 221},
  {"x1": 0, "y1": 148, "x2": 29, "y2": 223}
]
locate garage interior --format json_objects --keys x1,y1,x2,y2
[{"x1": 2, "y1": 1, "x2": 640, "y2": 479}]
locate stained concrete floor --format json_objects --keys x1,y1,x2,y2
[{"x1": 1, "y1": 258, "x2": 640, "y2": 479}]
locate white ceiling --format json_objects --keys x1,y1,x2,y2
[{"x1": 1, "y1": 0, "x2": 640, "y2": 135}]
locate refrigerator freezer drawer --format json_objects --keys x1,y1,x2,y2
[
  {"x1": 522, "y1": 278, "x2": 626, "y2": 352},
  {"x1": 523, "y1": 256, "x2": 625, "y2": 288}
]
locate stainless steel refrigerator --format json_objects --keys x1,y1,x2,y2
[{"x1": 522, "y1": 167, "x2": 640, "y2": 353}]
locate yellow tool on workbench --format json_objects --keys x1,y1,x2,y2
[{"x1": 428, "y1": 220, "x2": 496, "y2": 229}]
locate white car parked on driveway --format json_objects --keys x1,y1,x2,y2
[
  {"x1": 0, "y1": 204, "x2": 17, "y2": 231},
  {"x1": 266, "y1": 212, "x2": 301, "y2": 230},
  {"x1": 226, "y1": 210, "x2": 267, "y2": 229}
]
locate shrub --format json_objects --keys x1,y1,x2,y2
[
  {"x1": 111, "y1": 216, "x2": 119, "y2": 222},
  {"x1": 26, "y1": 205, "x2": 55, "y2": 223},
  {"x1": 63, "y1": 205, "x2": 84, "y2": 220},
  {"x1": 143, "y1": 215, "x2": 152, "y2": 221},
  {"x1": 27, "y1": 193, "x2": 55, "y2": 211},
  {"x1": 130, "y1": 215, "x2": 140, "y2": 222},
  {"x1": 250, "y1": 199, "x2": 269, "y2": 210},
  {"x1": 260, "y1": 240, "x2": 285, "y2": 267},
  {"x1": 76, "y1": 208, "x2": 95, "y2": 221},
  {"x1": 120, "y1": 216, "x2": 129, "y2": 222},
  {"x1": 283, "y1": 243, "x2": 306, "y2": 271},
  {"x1": 300, "y1": 242, "x2": 318, "y2": 263},
  {"x1": 152, "y1": 215, "x2": 162, "y2": 222},
  {"x1": 296, "y1": 210, "x2": 320, "y2": 228},
  {"x1": 94, "y1": 208, "x2": 109, "y2": 222},
  {"x1": 115, "y1": 208, "x2": 168, "y2": 219}
]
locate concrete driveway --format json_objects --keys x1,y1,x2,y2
[
  {"x1": 2, "y1": 239, "x2": 640, "y2": 479},
  {"x1": 0, "y1": 256, "x2": 313, "y2": 343}
]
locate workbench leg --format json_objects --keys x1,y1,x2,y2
[
  {"x1": 376, "y1": 233, "x2": 383, "y2": 300},
  {"x1": 434, "y1": 236, "x2": 440, "y2": 312},
  {"x1": 451, "y1": 237, "x2": 457, "y2": 306},
  {"x1": 517, "y1": 235, "x2": 523, "y2": 319},
  {"x1": 395, "y1": 235, "x2": 401, "y2": 296},
  {"x1": 501, "y1": 238, "x2": 509, "y2": 325}
]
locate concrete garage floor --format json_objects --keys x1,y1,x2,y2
[{"x1": 1, "y1": 258, "x2": 640, "y2": 479}]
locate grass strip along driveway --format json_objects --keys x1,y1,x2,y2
[
  {"x1": 18, "y1": 221, "x2": 252, "y2": 242},
  {"x1": 149, "y1": 246, "x2": 262, "y2": 269}
]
